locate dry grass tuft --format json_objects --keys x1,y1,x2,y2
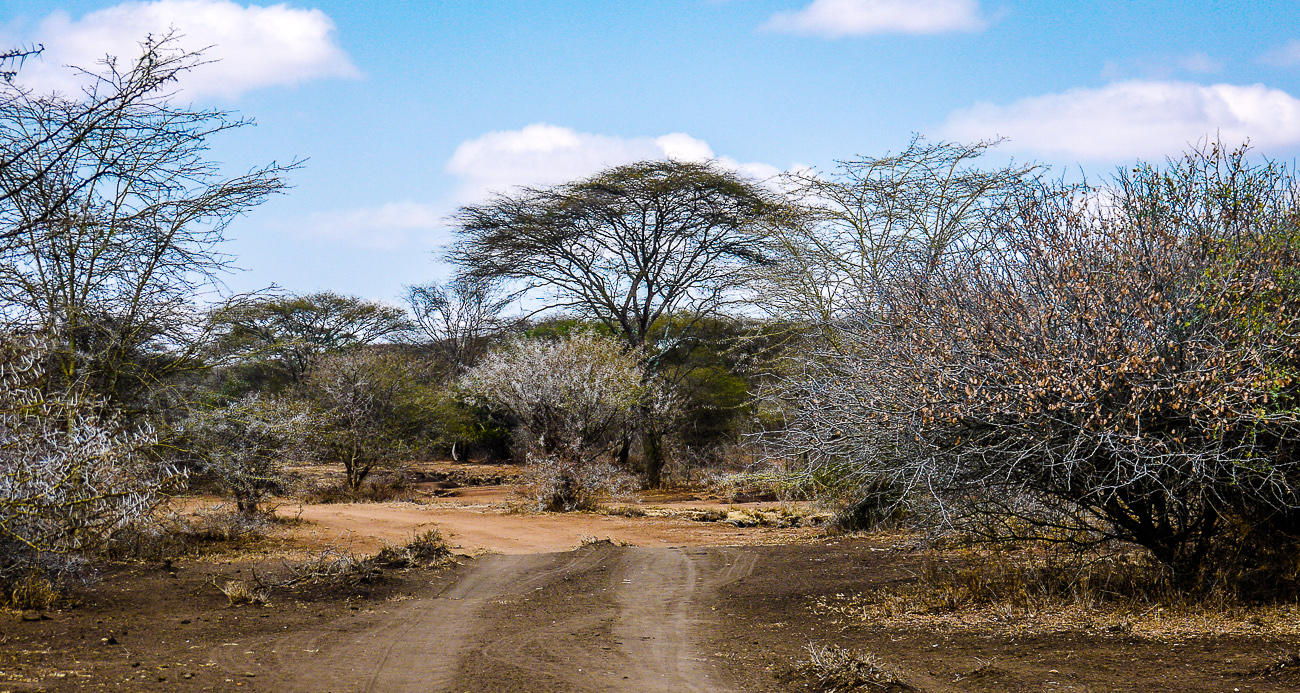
[
  {"x1": 796, "y1": 642, "x2": 913, "y2": 692},
  {"x1": 372, "y1": 530, "x2": 454, "y2": 568},
  {"x1": 214, "y1": 578, "x2": 270, "y2": 607},
  {"x1": 6, "y1": 571, "x2": 59, "y2": 611}
]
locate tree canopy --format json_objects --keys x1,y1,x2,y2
[{"x1": 448, "y1": 159, "x2": 790, "y2": 352}]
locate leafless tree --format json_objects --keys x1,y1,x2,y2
[
  {"x1": 769, "y1": 143, "x2": 1300, "y2": 586},
  {"x1": 0, "y1": 36, "x2": 295, "y2": 410},
  {"x1": 759, "y1": 136, "x2": 1040, "y2": 327},
  {"x1": 403, "y1": 275, "x2": 514, "y2": 374},
  {"x1": 0, "y1": 46, "x2": 41, "y2": 84},
  {"x1": 304, "y1": 348, "x2": 431, "y2": 492}
]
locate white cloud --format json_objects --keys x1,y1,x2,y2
[
  {"x1": 1262, "y1": 40, "x2": 1300, "y2": 67},
  {"x1": 940, "y1": 80, "x2": 1300, "y2": 161},
  {"x1": 288, "y1": 201, "x2": 447, "y2": 250},
  {"x1": 763, "y1": 0, "x2": 986, "y2": 38},
  {"x1": 445, "y1": 123, "x2": 780, "y2": 202},
  {"x1": 13, "y1": 0, "x2": 358, "y2": 99},
  {"x1": 292, "y1": 124, "x2": 786, "y2": 250}
]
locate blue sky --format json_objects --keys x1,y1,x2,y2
[{"x1": 3, "y1": 0, "x2": 1300, "y2": 304}]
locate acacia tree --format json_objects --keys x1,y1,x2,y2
[
  {"x1": 0, "y1": 37, "x2": 294, "y2": 410},
  {"x1": 0, "y1": 41, "x2": 188, "y2": 242},
  {"x1": 448, "y1": 159, "x2": 790, "y2": 486},
  {"x1": 209, "y1": 291, "x2": 410, "y2": 389},
  {"x1": 771, "y1": 144, "x2": 1300, "y2": 588},
  {"x1": 179, "y1": 393, "x2": 312, "y2": 515}
]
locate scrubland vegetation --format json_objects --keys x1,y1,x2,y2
[{"x1": 3, "y1": 38, "x2": 1300, "y2": 680}]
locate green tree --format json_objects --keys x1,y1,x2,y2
[
  {"x1": 210, "y1": 291, "x2": 410, "y2": 391},
  {"x1": 304, "y1": 347, "x2": 433, "y2": 492}
]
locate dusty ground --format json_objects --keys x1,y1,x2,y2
[{"x1": 5, "y1": 462, "x2": 1300, "y2": 692}]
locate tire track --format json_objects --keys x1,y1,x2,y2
[
  {"x1": 212, "y1": 549, "x2": 601, "y2": 692},
  {"x1": 466, "y1": 544, "x2": 756, "y2": 692},
  {"x1": 611, "y1": 547, "x2": 757, "y2": 692},
  {"x1": 214, "y1": 544, "x2": 755, "y2": 692}
]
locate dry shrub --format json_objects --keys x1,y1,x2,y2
[
  {"x1": 0, "y1": 335, "x2": 172, "y2": 580},
  {"x1": 816, "y1": 543, "x2": 1300, "y2": 638},
  {"x1": 578, "y1": 535, "x2": 632, "y2": 547},
  {"x1": 602, "y1": 505, "x2": 647, "y2": 518},
  {"x1": 521, "y1": 455, "x2": 638, "y2": 513},
  {"x1": 215, "y1": 578, "x2": 270, "y2": 607},
  {"x1": 769, "y1": 145, "x2": 1300, "y2": 592},
  {"x1": 797, "y1": 643, "x2": 912, "y2": 692},
  {"x1": 703, "y1": 470, "x2": 791, "y2": 503},
  {"x1": 207, "y1": 531, "x2": 453, "y2": 605},
  {"x1": 372, "y1": 530, "x2": 453, "y2": 568},
  {"x1": 6, "y1": 571, "x2": 59, "y2": 611},
  {"x1": 278, "y1": 533, "x2": 451, "y2": 589},
  {"x1": 693, "y1": 508, "x2": 729, "y2": 522},
  {"x1": 690, "y1": 505, "x2": 828, "y2": 528},
  {"x1": 101, "y1": 508, "x2": 270, "y2": 561},
  {"x1": 280, "y1": 546, "x2": 380, "y2": 588},
  {"x1": 298, "y1": 473, "x2": 423, "y2": 505}
]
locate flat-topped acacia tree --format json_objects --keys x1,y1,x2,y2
[{"x1": 447, "y1": 159, "x2": 792, "y2": 487}]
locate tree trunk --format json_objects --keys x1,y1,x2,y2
[
  {"x1": 643, "y1": 428, "x2": 666, "y2": 489},
  {"x1": 617, "y1": 435, "x2": 631, "y2": 468}
]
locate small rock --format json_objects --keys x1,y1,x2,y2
[
  {"x1": 20, "y1": 610, "x2": 43, "y2": 621},
  {"x1": 242, "y1": 672, "x2": 256, "y2": 677},
  {"x1": 180, "y1": 619, "x2": 191, "y2": 624},
  {"x1": 182, "y1": 672, "x2": 194, "y2": 679},
  {"x1": 102, "y1": 635, "x2": 118, "y2": 645}
]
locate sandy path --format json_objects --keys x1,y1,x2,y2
[
  {"x1": 283, "y1": 501, "x2": 816, "y2": 554},
  {"x1": 237, "y1": 543, "x2": 754, "y2": 692},
  {"x1": 610, "y1": 547, "x2": 758, "y2": 692}
]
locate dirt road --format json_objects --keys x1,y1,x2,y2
[{"x1": 214, "y1": 542, "x2": 755, "y2": 692}]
